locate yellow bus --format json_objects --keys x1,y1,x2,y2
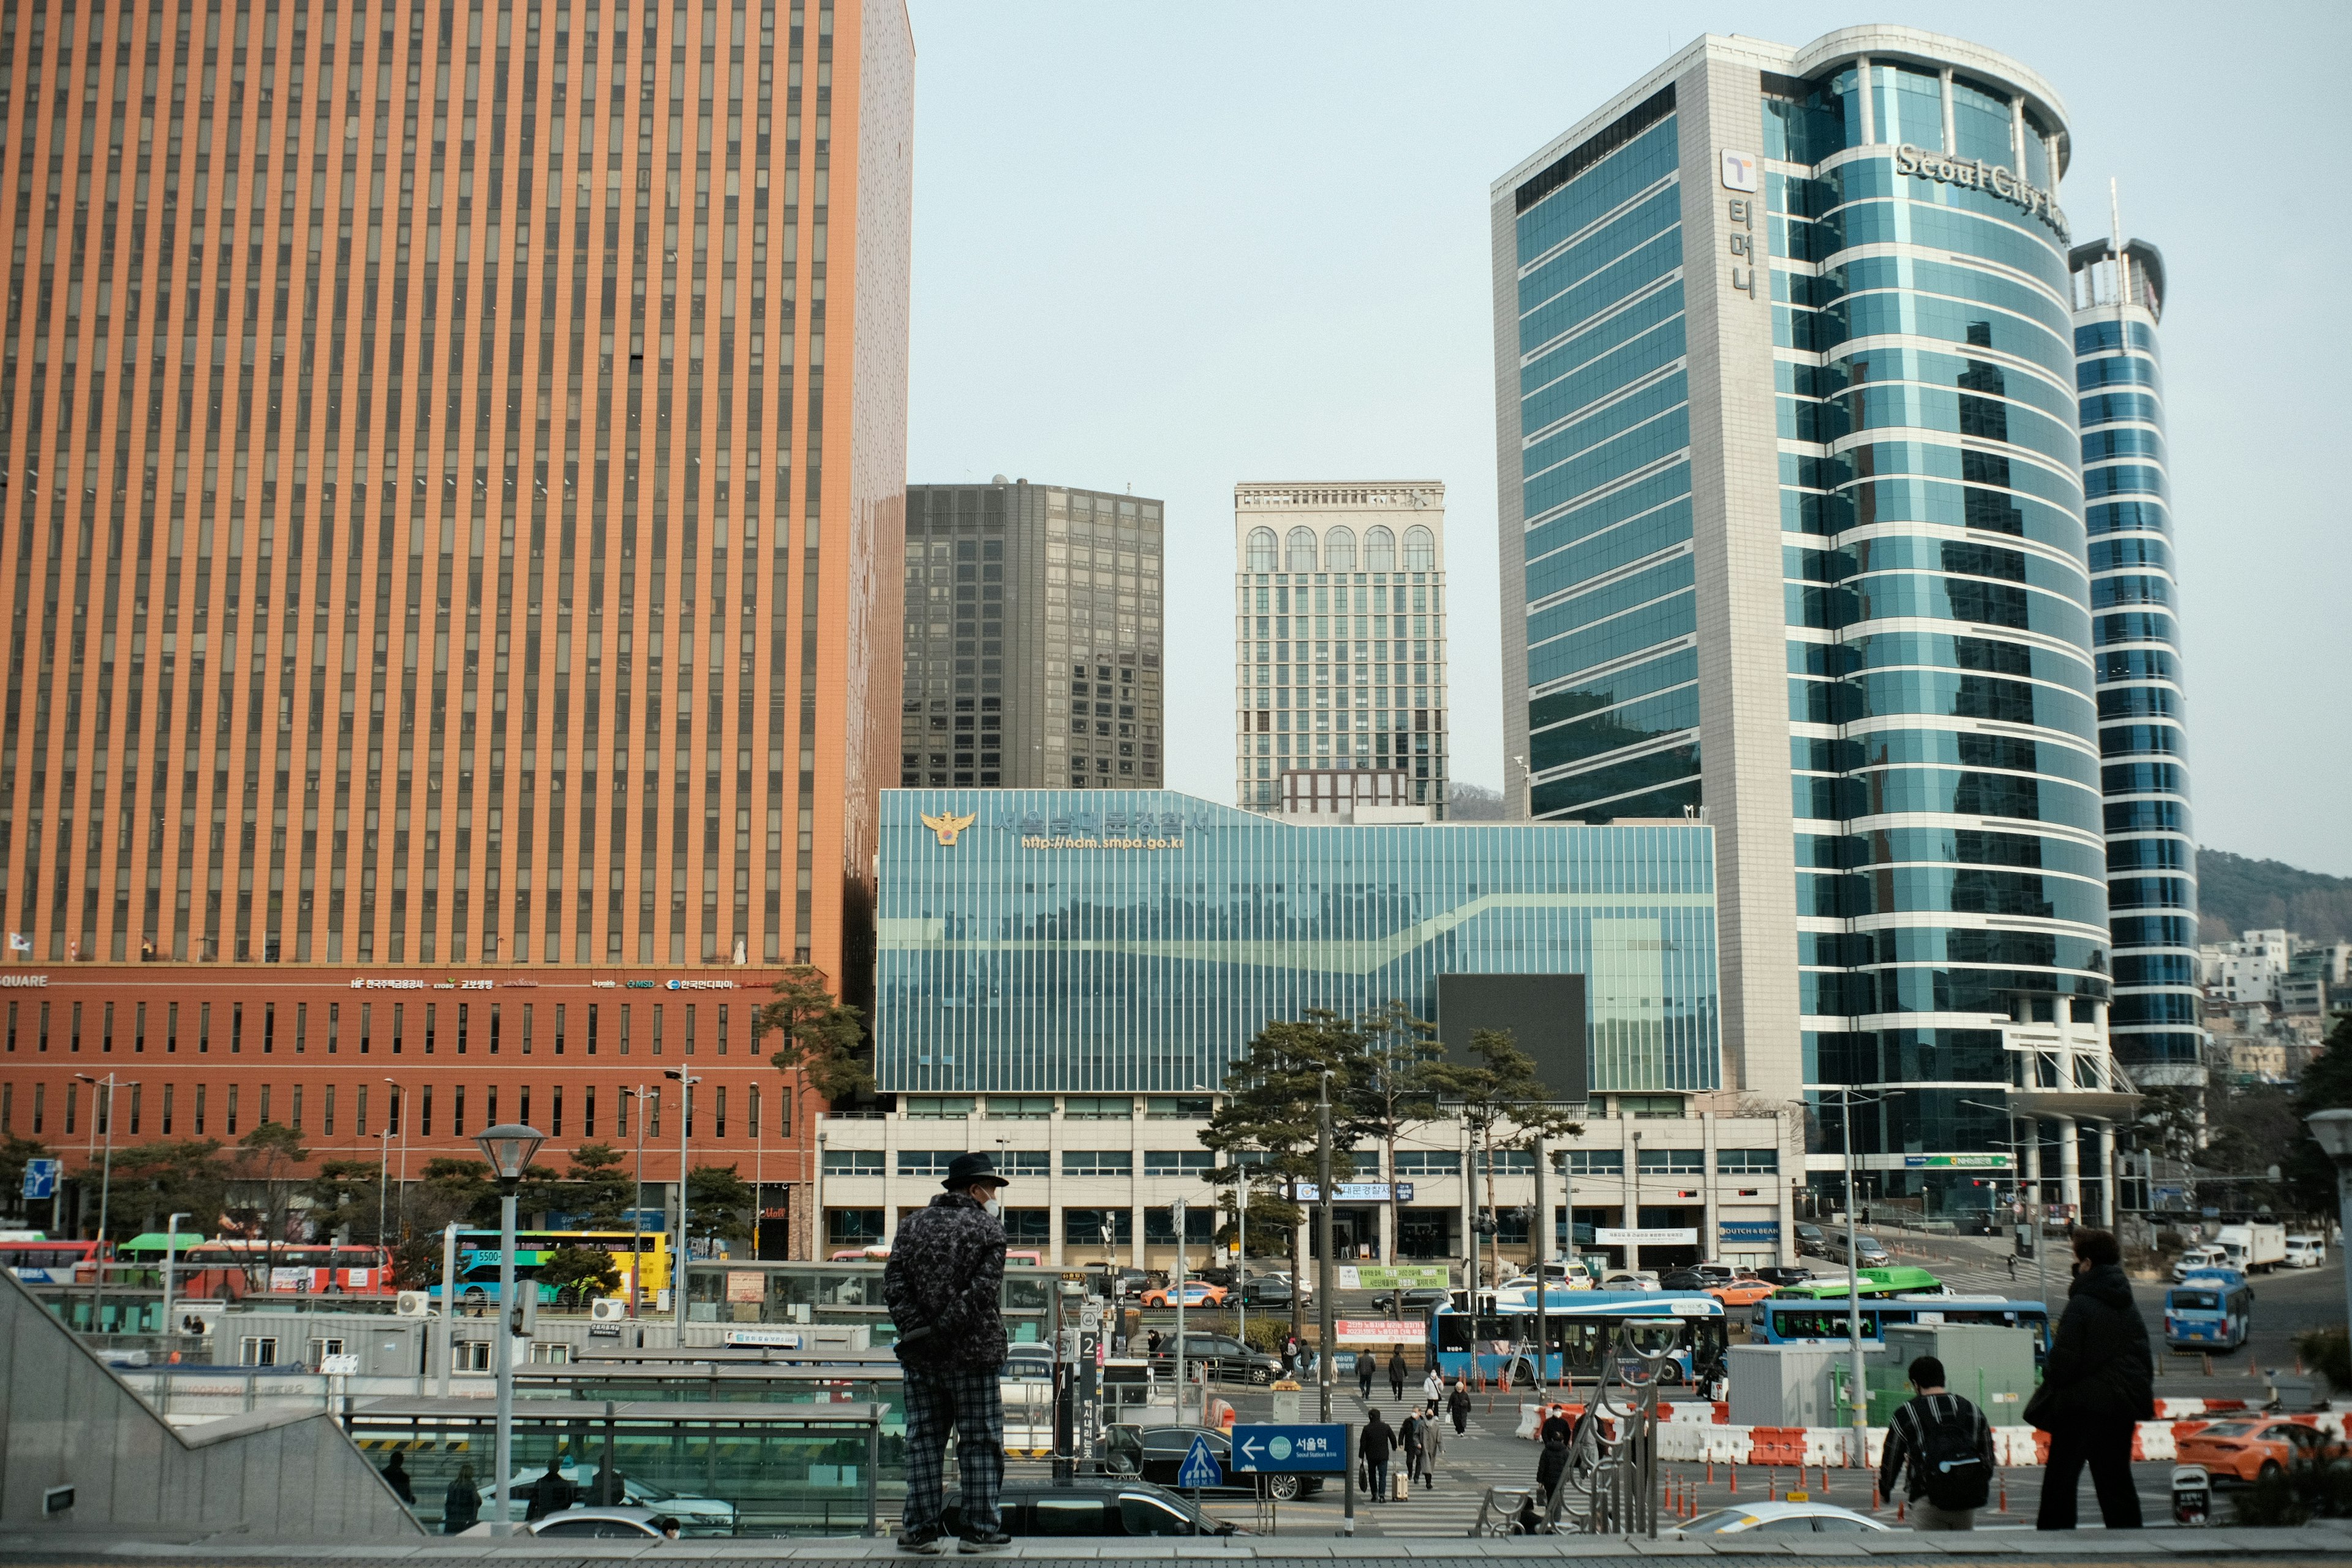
[{"x1": 435, "y1": 1229, "x2": 675, "y2": 1307}]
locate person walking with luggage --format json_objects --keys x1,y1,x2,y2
[
  {"x1": 885, "y1": 1152, "x2": 1016, "y2": 1555},
  {"x1": 1357, "y1": 1348, "x2": 1376, "y2": 1398},
  {"x1": 1400, "y1": 1412, "x2": 1427, "y2": 1488},
  {"x1": 2028, "y1": 1227, "x2": 2154, "y2": 1530},
  {"x1": 1387, "y1": 1348, "x2": 1408, "y2": 1401},
  {"x1": 1875, "y1": 1355, "x2": 1995, "y2": 1531},
  {"x1": 1448, "y1": 1376, "x2": 1473, "y2": 1436},
  {"x1": 1360, "y1": 1409, "x2": 1395, "y2": 1504}
]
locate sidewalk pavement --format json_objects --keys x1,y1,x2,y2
[{"x1": 7, "y1": 1523, "x2": 2352, "y2": 1562}]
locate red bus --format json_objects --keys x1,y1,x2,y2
[
  {"x1": 176, "y1": 1240, "x2": 395, "y2": 1299},
  {"x1": 0, "y1": 1237, "x2": 102, "y2": 1284}
]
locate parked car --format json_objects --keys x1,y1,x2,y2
[
  {"x1": 526, "y1": 1508, "x2": 680, "y2": 1540},
  {"x1": 948, "y1": 1479, "x2": 1241, "y2": 1537},
  {"x1": 1238, "y1": 1276, "x2": 1303, "y2": 1307},
  {"x1": 1601, "y1": 1270, "x2": 1660, "y2": 1292},
  {"x1": 555, "y1": 1467, "x2": 737, "y2": 1536},
  {"x1": 1793, "y1": 1223, "x2": 1826, "y2": 1257},
  {"x1": 1003, "y1": 1343, "x2": 1057, "y2": 1381},
  {"x1": 1104, "y1": 1267, "x2": 1152, "y2": 1299},
  {"x1": 1819, "y1": 1232, "x2": 1889, "y2": 1268},
  {"x1": 1101, "y1": 1425, "x2": 1324, "y2": 1501},
  {"x1": 2176, "y1": 1417, "x2": 2349, "y2": 1485},
  {"x1": 1398, "y1": 1286, "x2": 1453, "y2": 1316},
  {"x1": 2174, "y1": 1244, "x2": 2230, "y2": 1283},
  {"x1": 1141, "y1": 1278, "x2": 1228, "y2": 1309},
  {"x1": 1707, "y1": 1278, "x2": 1778, "y2": 1308},
  {"x1": 1657, "y1": 1268, "x2": 1733, "y2": 1292},
  {"x1": 1746, "y1": 1265, "x2": 1812, "y2": 1287},
  {"x1": 1672, "y1": 1501, "x2": 1889, "y2": 1535},
  {"x1": 1193, "y1": 1265, "x2": 1240, "y2": 1289},
  {"x1": 1147, "y1": 1331, "x2": 1282, "y2": 1385},
  {"x1": 2284, "y1": 1235, "x2": 2328, "y2": 1270}
]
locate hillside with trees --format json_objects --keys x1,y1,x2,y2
[{"x1": 2197, "y1": 848, "x2": 2352, "y2": 944}]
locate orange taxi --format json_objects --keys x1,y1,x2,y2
[
  {"x1": 1708, "y1": 1278, "x2": 1779, "y2": 1308},
  {"x1": 1139, "y1": 1278, "x2": 1228, "y2": 1309},
  {"x1": 2175, "y1": 1417, "x2": 2347, "y2": 1484}
]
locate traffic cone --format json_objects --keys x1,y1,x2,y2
[
  {"x1": 2203, "y1": 1353, "x2": 2213, "y2": 1377},
  {"x1": 1707, "y1": 1461, "x2": 1715, "y2": 1487},
  {"x1": 1728, "y1": 1463, "x2": 1738, "y2": 1495},
  {"x1": 1896, "y1": 1498, "x2": 1905, "y2": 1523},
  {"x1": 1998, "y1": 1475, "x2": 2008, "y2": 1514},
  {"x1": 1768, "y1": 1469, "x2": 1776, "y2": 1502},
  {"x1": 1819, "y1": 1462, "x2": 1830, "y2": 1493}
]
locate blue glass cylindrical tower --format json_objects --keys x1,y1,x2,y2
[
  {"x1": 1768, "y1": 50, "x2": 2114, "y2": 1217},
  {"x1": 2070, "y1": 238, "x2": 2203, "y2": 1090}
]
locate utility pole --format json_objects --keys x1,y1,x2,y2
[
  {"x1": 665, "y1": 1069, "x2": 699, "y2": 1326},
  {"x1": 74, "y1": 1074, "x2": 129, "y2": 1331},
  {"x1": 622, "y1": 1085, "x2": 648, "y2": 1318},
  {"x1": 1172, "y1": 1196, "x2": 1189, "y2": 1427},
  {"x1": 1836, "y1": 1088, "x2": 1869, "y2": 1471},
  {"x1": 1533, "y1": 1133, "x2": 1549, "y2": 1395},
  {"x1": 1317, "y1": 1071, "x2": 1336, "y2": 1425}
]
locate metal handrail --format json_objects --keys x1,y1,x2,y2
[{"x1": 1565, "y1": 1319, "x2": 1679, "y2": 1537}]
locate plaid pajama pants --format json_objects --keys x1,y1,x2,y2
[{"x1": 899, "y1": 1360, "x2": 1005, "y2": 1540}]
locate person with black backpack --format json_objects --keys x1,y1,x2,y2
[{"x1": 1875, "y1": 1355, "x2": 1995, "y2": 1531}]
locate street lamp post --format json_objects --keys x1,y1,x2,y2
[
  {"x1": 665, "y1": 1069, "x2": 699, "y2": 1325},
  {"x1": 376, "y1": 1126, "x2": 394, "y2": 1246},
  {"x1": 2304, "y1": 1109, "x2": 2352, "y2": 1343},
  {"x1": 621, "y1": 1085, "x2": 649, "y2": 1319},
  {"x1": 475, "y1": 1121, "x2": 546, "y2": 1537},
  {"x1": 74, "y1": 1074, "x2": 129, "y2": 1330},
  {"x1": 386, "y1": 1079, "x2": 410, "y2": 1241},
  {"x1": 160, "y1": 1210, "x2": 192, "y2": 1352}
]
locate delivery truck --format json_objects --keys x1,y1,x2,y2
[{"x1": 2212, "y1": 1223, "x2": 2286, "y2": 1274}]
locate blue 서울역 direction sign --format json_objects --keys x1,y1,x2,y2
[
  {"x1": 20, "y1": 1158, "x2": 60, "y2": 1200},
  {"x1": 1175, "y1": 1434, "x2": 1224, "y2": 1489},
  {"x1": 1229, "y1": 1423, "x2": 1348, "y2": 1473}
]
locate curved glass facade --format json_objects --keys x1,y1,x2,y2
[
  {"x1": 2070, "y1": 240, "x2": 2203, "y2": 1084},
  {"x1": 1768, "y1": 57, "x2": 2110, "y2": 1205},
  {"x1": 875, "y1": 790, "x2": 1718, "y2": 1096}
]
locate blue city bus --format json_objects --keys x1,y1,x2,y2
[
  {"x1": 1428, "y1": 1291, "x2": 1727, "y2": 1387},
  {"x1": 2164, "y1": 1269, "x2": 2253, "y2": 1351},
  {"x1": 1755, "y1": 1294, "x2": 2052, "y2": 1363}
]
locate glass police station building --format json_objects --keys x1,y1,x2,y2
[{"x1": 815, "y1": 790, "x2": 1793, "y2": 1272}]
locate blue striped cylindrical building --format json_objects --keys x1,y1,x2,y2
[{"x1": 2070, "y1": 236, "x2": 2204, "y2": 1091}]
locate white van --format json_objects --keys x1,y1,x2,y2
[{"x1": 2284, "y1": 1235, "x2": 2327, "y2": 1269}]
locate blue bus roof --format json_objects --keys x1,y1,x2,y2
[{"x1": 1454, "y1": 1290, "x2": 1724, "y2": 1317}]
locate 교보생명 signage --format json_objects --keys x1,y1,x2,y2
[
  {"x1": 1904, "y1": 1154, "x2": 2011, "y2": 1169},
  {"x1": 1893, "y1": 143, "x2": 2069, "y2": 242}
]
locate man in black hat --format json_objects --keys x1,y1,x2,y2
[{"x1": 884, "y1": 1152, "x2": 1012, "y2": 1555}]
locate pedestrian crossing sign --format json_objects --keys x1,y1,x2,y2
[{"x1": 1177, "y1": 1434, "x2": 1223, "y2": 1490}]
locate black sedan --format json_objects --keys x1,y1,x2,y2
[
  {"x1": 1102, "y1": 1424, "x2": 1325, "y2": 1501},
  {"x1": 1146, "y1": 1330, "x2": 1284, "y2": 1385},
  {"x1": 1398, "y1": 1286, "x2": 1454, "y2": 1316},
  {"x1": 946, "y1": 1479, "x2": 1239, "y2": 1538},
  {"x1": 1238, "y1": 1276, "x2": 1303, "y2": 1307},
  {"x1": 1746, "y1": 1265, "x2": 1812, "y2": 1287}
]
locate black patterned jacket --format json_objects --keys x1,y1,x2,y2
[{"x1": 882, "y1": 1191, "x2": 1008, "y2": 1371}]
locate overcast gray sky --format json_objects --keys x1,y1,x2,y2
[{"x1": 900, "y1": 2, "x2": 2352, "y2": 876}]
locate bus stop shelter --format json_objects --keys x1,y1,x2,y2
[{"x1": 345, "y1": 1398, "x2": 889, "y2": 1537}]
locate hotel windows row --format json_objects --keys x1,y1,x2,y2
[
  {"x1": 821, "y1": 1145, "x2": 1780, "y2": 1179},
  {"x1": 1, "y1": 999, "x2": 756, "y2": 1058},
  {"x1": 0, "y1": 1077, "x2": 790, "y2": 1147}
]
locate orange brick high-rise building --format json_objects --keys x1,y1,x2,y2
[{"x1": 0, "y1": 0, "x2": 913, "y2": 1259}]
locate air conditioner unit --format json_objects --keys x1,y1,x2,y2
[
  {"x1": 394, "y1": 1291, "x2": 433, "y2": 1318},
  {"x1": 590, "y1": 1297, "x2": 628, "y2": 1322}
]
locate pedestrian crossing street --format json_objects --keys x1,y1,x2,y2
[{"x1": 1324, "y1": 1387, "x2": 1511, "y2": 1537}]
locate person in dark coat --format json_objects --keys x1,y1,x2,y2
[
  {"x1": 1400, "y1": 1412, "x2": 1427, "y2": 1487},
  {"x1": 381, "y1": 1450, "x2": 417, "y2": 1505},
  {"x1": 442, "y1": 1463, "x2": 481, "y2": 1534},
  {"x1": 1534, "y1": 1428, "x2": 1570, "y2": 1507},
  {"x1": 884, "y1": 1152, "x2": 1014, "y2": 1553},
  {"x1": 524, "y1": 1453, "x2": 579, "y2": 1521},
  {"x1": 1387, "y1": 1348, "x2": 1408, "y2": 1400},
  {"x1": 2029, "y1": 1227, "x2": 2154, "y2": 1530},
  {"x1": 1360, "y1": 1409, "x2": 1395, "y2": 1503},
  {"x1": 1357, "y1": 1349, "x2": 1376, "y2": 1397},
  {"x1": 1447, "y1": 1377, "x2": 1473, "y2": 1436}
]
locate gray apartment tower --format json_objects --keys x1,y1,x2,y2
[
  {"x1": 1493, "y1": 28, "x2": 2148, "y2": 1223},
  {"x1": 900, "y1": 480, "x2": 1165, "y2": 790}
]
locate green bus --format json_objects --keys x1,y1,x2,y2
[{"x1": 1768, "y1": 1264, "x2": 1943, "y2": 1301}]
